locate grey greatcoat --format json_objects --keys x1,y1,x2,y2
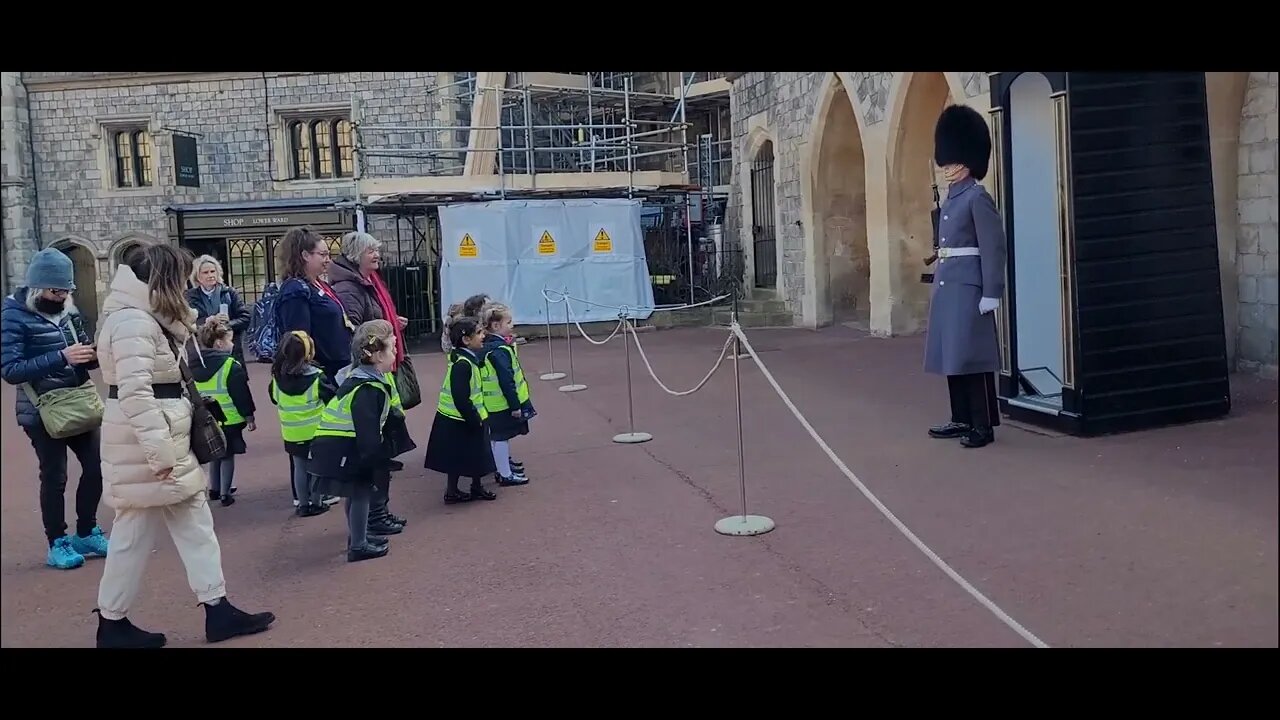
[{"x1": 923, "y1": 177, "x2": 1007, "y2": 376}]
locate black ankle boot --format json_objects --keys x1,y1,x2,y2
[
  {"x1": 202, "y1": 598, "x2": 275, "y2": 643},
  {"x1": 470, "y1": 481, "x2": 497, "y2": 501},
  {"x1": 94, "y1": 610, "x2": 167, "y2": 649}
]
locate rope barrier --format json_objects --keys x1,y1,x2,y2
[
  {"x1": 729, "y1": 322, "x2": 1050, "y2": 649},
  {"x1": 541, "y1": 286, "x2": 730, "y2": 313},
  {"x1": 625, "y1": 319, "x2": 735, "y2": 397}
]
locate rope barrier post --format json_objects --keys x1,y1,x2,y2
[
  {"x1": 558, "y1": 291, "x2": 587, "y2": 393},
  {"x1": 715, "y1": 319, "x2": 775, "y2": 537},
  {"x1": 612, "y1": 310, "x2": 652, "y2": 445},
  {"x1": 539, "y1": 293, "x2": 566, "y2": 382},
  {"x1": 731, "y1": 283, "x2": 750, "y2": 361}
]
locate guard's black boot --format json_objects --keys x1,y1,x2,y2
[
  {"x1": 928, "y1": 422, "x2": 970, "y2": 439},
  {"x1": 95, "y1": 610, "x2": 167, "y2": 649},
  {"x1": 203, "y1": 598, "x2": 275, "y2": 643},
  {"x1": 386, "y1": 512, "x2": 407, "y2": 526},
  {"x1": 961, "y1": 427, "x2": 995, "y2": 448},
  {"x1": 388, "y1": 460, "x2": 404, "y2": 472},
  {"x1": 347, "y1": 543, "x2": 389, "y2": 562},
  {"x1": 510, "y1": 458, "x2": 525, "y2": 474},
  {"x1": 365, "y1": 535, "x2": 389, "y2": 547}
]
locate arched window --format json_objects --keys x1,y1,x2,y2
[{"x1": 286, "y1": 115, "x2": 354, "y2": 180}]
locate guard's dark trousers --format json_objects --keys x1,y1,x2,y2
[{"x1": 947, "y1": 372, "x2": 999, "y2": 431}]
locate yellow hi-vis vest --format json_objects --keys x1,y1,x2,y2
[
  {"x1": 382, "y1": 371, "x2": 403, "y2": 415},
  {"x1": 194, "y1": 356, "x2": 245, "y2": 426},
  {"x1": 270, "y1": 374, "x2": 324, "y2": 444},
  {"x1": 437, "y1": 354, "x2": 488, "y2": 422},
  {"x1": 481, "y1": 344, "x2": 530, "y2": 413},
  {"x1": 313, "y1": 379, "x2": 391, "y2": 441}
]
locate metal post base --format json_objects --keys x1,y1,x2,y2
[
  {"x1": 714, "y1": 514, "x2": 776, "y2": 536},
  {"x1": 558, "y1": 383, "x2": 588, "y2": 393},
  {"x1": 612, "y1": 431, "x2": 653, "y2": 444},
  {"x1": 540, "y1": 371, "x2": 567, "y2": 381}
]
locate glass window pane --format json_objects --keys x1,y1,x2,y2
[
  {"x1": 133, "y1": 131, "x2": 153, "y2": 187},
  {"x1": 115, "y1": 132, "x2": 134, "y2": 187},
  {"x1": 291, "y1": 121, "x2": 311, "y2": 179},
  {"x1": 335, "y1": 119, "x2": 353, "y2": 177},
  {"x1": 313, "y1": 120, "x2": 333, "y2": 178}
]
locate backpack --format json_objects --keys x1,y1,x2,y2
[{"x1": 245, "y1": 282, "x2": 281, "y2": 363}]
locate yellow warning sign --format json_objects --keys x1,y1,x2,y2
[
  {"x1": 459, "y1": 233, "x2": 478, "y2": 258},
  {"x1": 537, "y1": 230, "x2": 557, "y2": 255},
  {"x1": 592, "y1": 228, "x2": 613, "y2": 253}
]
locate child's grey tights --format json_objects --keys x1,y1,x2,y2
[
  {"x1": 290, "y1": 456, "x2": 321, "y2": 507},
  {"x1": 345, "y1": 485, "x2": 372, "y2": 550},
  {"x1": 205, "y1": 457, "x2": 235, "y2": 496}
]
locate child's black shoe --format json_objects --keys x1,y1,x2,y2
[
  {"x1": 368, "y1": 518, "x2": 403, "y2": 536},
  {"x1": 348, "y1": 543, "x2": 389, "y2": 562},
  {"x1": 496, "y1": 473, "x2": 527, "y2": 487},
  {"x1": 469, "y1": 482, "x2": 497, "y2": 501},
  {"x1": 296, "y1": 502, "x2": 329, "y2": 518},
  {"x1": 220, "y1": 495, "x2": 236, "y2": 507},
  {"x1": 443, "y1": 489, "x2": 472, "y2": 504}
]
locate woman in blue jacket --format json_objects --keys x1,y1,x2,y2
[
  {"x1": 273, "y1": 227, "x2": 354, "y2": 383},
  {"x1": 0, "y1": 249, "x2": 109, "y2": 570}
]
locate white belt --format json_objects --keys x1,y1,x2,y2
[{"x1": 937, "y1": 247, "x2": 980, "y2": 258}]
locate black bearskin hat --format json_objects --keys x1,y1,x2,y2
[{"x1": 933, "y1": 104, "x2": 992, "y2": 181}]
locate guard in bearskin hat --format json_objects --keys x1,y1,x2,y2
[{"x1": 923, "y1": 104, "x2": 1007, "y2": 448}]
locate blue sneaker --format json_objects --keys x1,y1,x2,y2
[
  {"x1": 47, "y1": 537, "x2": 85, "y2": 570},
  {"x1": 69, "y1": 527, "x2": 109, "y2": 558}
]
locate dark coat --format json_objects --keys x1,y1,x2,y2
[
  {"x1": 326, "y1": 257, "x2": 383, "y2": 326},
  {"x1": 923, "y1": 177, "x2": 1007, "y2": 376},
  {"x1": 309, "y1": 373, "x2": 411, "y2": 497},
  {"x1": 188, "y1": 348, "x2": 256, "y2": 455},
  {"x1": 423, "y1": 349, "x2": 496, "y2": 479},
  {"x1": 268, "y1": 366, "x2": 338, "y2": 457},
  {"x1": 1, "y1": 288, "x2": 99, "y2": 429},
  {"x1": 186, "y1": 284, "x2": 250, "y2": 363},
  {"x1": 275, "y1": 277, "x2": 353, "y2": 381},
  {"x1": 481, "y1": 333, "x2": 536, "y2": 442}
]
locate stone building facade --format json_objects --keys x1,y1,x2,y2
[
  {"x1": 1, "y1": 71, "x2": 471, "y2": 334},
  {"x1": 725, "y1": 71, "x2": 1278, "y2": 378}
]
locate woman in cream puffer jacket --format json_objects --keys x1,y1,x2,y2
[
  {"x1": 97, "y1": 265, "x2": 206, "y2": 507},
  {"x1": 92, "y1": 244, "x2": 275, "y2": 650}
]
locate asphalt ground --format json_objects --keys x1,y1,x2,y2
[{"x1": 2, "y1": 324, "x2": 1276, "y2": 647}]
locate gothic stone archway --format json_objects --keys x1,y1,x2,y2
[
  {"x1": 888, "y1": 71, "x2": 955, "y2": 335},
  {"x1": 811, "y1": 77, "x2": 870, "y2": 328}
]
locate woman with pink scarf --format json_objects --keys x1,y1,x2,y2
[{"x1": 327, "y1": 231, "x2": 413, "y2": 537}]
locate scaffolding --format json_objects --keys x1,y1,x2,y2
[{"x1": 352, "y1": 72, "x2": 736, "y2": 307}]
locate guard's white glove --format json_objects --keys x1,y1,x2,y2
[{"x1": 978, "y1": 297, "x2": 1000, "y2": 315}]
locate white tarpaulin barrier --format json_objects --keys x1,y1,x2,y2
[{"x1": 438, "y1": 198, "x2": 655, "y2": 324}]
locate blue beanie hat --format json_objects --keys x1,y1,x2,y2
[{"x1": 25, "y1": 248, "x2": 77, "y2": 291}]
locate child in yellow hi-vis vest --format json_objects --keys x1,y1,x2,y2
[
  {"x1": 191, "y1": 319, "x2": 256, "y2": 507},
  {"x1": 480, "y1": 303, "x2": 536, "y2": 486},
  {"x1": 309, "y1": 320, "x2": 414, "y2": 563},
  {"x1": 268, "y1": 331, "x2": 338, "y2": 518},
  {"x1": 424, "y1": 316, "x2": 497, "y2": 504}
]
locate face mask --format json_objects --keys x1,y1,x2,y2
[{"x1": 35, "y1": 296, "x2": 67, "y2": 315}]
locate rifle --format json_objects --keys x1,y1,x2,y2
[{"x1": 920, "y1": 169, "x2": 941, "y2": 284}]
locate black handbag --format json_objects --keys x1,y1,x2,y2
[
  {"x1": 394, "y1": 355, "x2": 423, "y2": 410},
  {"x1": 163, "y1": 331, "x2": 227, "y2": 465}
]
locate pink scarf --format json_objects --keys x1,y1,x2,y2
[{"x1": 368, "y1": 271, "x2": 405, "y2": 368}]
